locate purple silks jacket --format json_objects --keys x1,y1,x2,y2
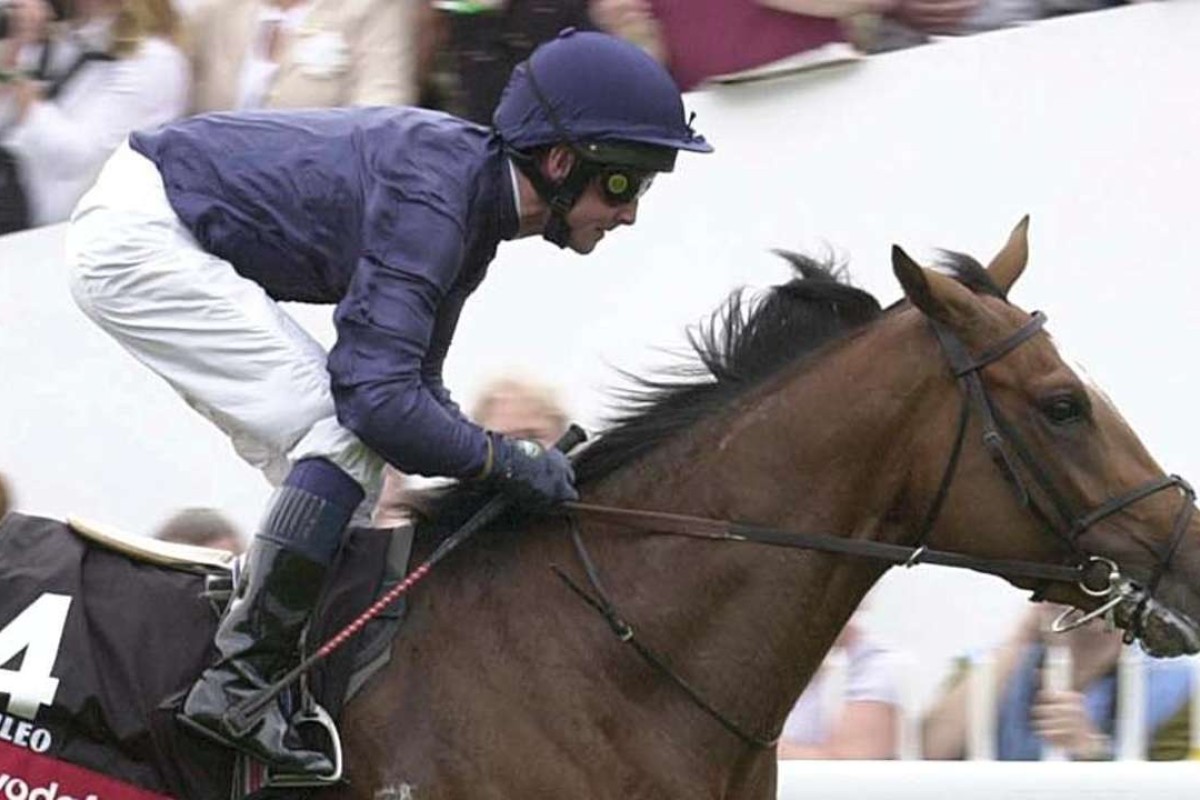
[{"x1": 131, "y1": 107, "x2": 519, "y2": 478}]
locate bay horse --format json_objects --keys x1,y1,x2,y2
[
  {"x1": 325, "y1": 218, "x2": 1200, "y2": 799},
  {"x1": 3, "y1": 219, "x2": 1197, "y2": 800}
]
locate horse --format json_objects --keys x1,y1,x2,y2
[
  {"x1": 2, "y1": 218, "x2": 1198, "y2": 800},
  {"x1": 325, "y1": 218, "x2": 1200, "y2": 798}
]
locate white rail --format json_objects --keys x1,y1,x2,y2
[{"x1": 776, "y1": 761, "x2": 1200, "y2": 799}]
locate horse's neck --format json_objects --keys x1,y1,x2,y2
[{"x1": 579, "y1": 319, "x2": 933, "y2": 748}]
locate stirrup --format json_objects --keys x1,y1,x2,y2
[{"x1": 263, "y1": 704, "x2": 344, "y2": 788}]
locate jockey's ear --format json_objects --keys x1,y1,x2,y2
[
  {"x1": 542, "y1": 145, "x2": 577, "y2": 182},
  {"x1": 893, "y1": 245, "x2": 980, "y2": 332},
  {"x1": 986, "y1": 215, "x2": 1030, "y2": 294}
]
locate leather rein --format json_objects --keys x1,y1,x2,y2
[{"x1": 552, "y1": 309, "x2": 1195, "y2": 749}]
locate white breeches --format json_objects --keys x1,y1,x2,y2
[{"x1": 66, "y1": 143, "x2": 384, "y2": 503}]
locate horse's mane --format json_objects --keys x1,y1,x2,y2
[
  {"x1": 573, "y1": 253, "x2": 883, "y2": 484},
  {"x1": 422, "y1": 249, "x2": 1000, "y2": 528}
]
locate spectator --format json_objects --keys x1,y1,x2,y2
[
  {"x1": 427, "y1": 0, "x2": 664, "y2": 125},
  {"x1": 586, "y1": 0, "x2": 666, "y2": 63},
  {"x1": 167, "y1": 0, "x2": 204, "y2": 18},
  {"x1": 470, "y1": 373, "x2": 570, "y2": 447},
  {"x1": 372, "y1": 373, "x2": 572, "y2": 526},
  {"x1": 413, "y1": 0, "x2": 449, "y2": 110},
  {"x1": 185, "y1": 0, "x2": 416, "y2": 113},
  {"x1": 642, "y1": 0, "x2": 884, "y2": 92},
  {"x1": 922, "y1": 603, "x2": 1195, "y2": 760},
  {"x1": 0, "y1": 0, "x2": 188, "y2": 232},
  {"x1": 778, "y1": 613, "x2": 903, "y2": 759},
  {"x1": 865, "y1": 0, "x2": 1123, "y2": 53},
  {"x1": 372, "y1": 466, "x2": 414, "y2": 528},
  {"x1": 155, "y1": 506, "x2": 246, "y2": 554},
  {"x1": 429, "y1": 1, "x2": 595, "y2": 124}
]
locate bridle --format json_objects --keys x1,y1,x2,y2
[
  {"x1": 926, "y1": 311, "x2": 1194, "y2": 636},
  {"x1": 554, "y1": 308, "x2": 1196, "y2": 748}
]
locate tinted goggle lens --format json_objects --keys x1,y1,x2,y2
[{"x1": 599, "y1": 168, "x2": 654, "y2": 205}]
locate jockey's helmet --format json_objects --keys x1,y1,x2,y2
[{"x1": 493, "y1": 29, "x2": 713, "y2": 247}]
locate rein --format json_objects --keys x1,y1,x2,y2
[
  {"x1": 561, "y1": 501, "x2": 1092, "y2": 585},
  {"x1": 554, "y1": 309, "x2": 1196, "y2": 749}
]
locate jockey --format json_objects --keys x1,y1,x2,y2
[{"x1": 66, "y1": 29, "x2": 711, "y2": 777}]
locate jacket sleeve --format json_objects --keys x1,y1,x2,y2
[
  {"x1": 328, "y1": 197, "x2": 488, "y2": 478},
  {"x1": 420, "y1": 284, "x2": 470, "y2": 421}
]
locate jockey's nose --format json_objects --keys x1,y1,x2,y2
[{"x1": 616, "y1": 199, "x2": 638, "y2": 226}]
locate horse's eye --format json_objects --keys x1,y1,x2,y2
[{"x1": 1042, "y1": 394, "x2": 1086, "y2": 425}]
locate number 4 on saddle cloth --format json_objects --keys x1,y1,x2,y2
[{"x1": 0, "y1": 511, "x2": 415, "y2": 800}]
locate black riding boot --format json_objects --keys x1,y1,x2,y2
[
  {"x1": 178, "y1": 457, "x2": 364, "y2": 776},
  {"x1": 179, "y1": 537, "x2": 334, "y2": 775}
]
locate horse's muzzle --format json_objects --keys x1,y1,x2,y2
[{"x1": 1113, "y1": 590, "x2": 1200, "y2": 658}]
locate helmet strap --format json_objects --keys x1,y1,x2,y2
[{"x1": 509, "y1": 147, "x2": 596, "y2": 249}]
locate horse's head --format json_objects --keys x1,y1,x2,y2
[{"x1": 893, "y1": 218, "x2": 1200, "y2": 657}]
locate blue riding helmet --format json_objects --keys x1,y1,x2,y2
[
  {"x1": 493, "y1": 29, "x2": 713, "y2": 246},
  {"x1": 494, "y1": 29, "x2": 712, "y2": 171}
]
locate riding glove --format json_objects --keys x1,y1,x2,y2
[{"x1": 484, "y1": 434, "x2": 579, "y2": 507}]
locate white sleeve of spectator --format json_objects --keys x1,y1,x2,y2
[
  {"x1": 4, "y1": 39, "x2": 190, "y2": 179},
  {"x1": 844, "y1": 641, "x2": 902, "y2": 706},
  {"x1": 351, "y1": 0, "x2": 417, "y2": 107}
]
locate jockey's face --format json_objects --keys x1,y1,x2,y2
[
  {"x1": 537, "y1": 145, "x2": 644, "y2": 254},
  {"x1": 564, "y1": 176, "x2": 640, "y2": 255}
]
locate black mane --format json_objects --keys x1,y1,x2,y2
[
  {"x1": 422, "y1": 249, "x2": 999, "y2": 528},
  {"x1": 573, "y1": 253, "x2": 882, "y2": 484}
]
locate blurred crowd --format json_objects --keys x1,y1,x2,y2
[{"x1": 0, "y1": 0, "x2": 1135, "y2": 236}]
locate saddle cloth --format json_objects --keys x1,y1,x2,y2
[{"x1": 0, "y1": 512, "x2": 405, "y2": 800}]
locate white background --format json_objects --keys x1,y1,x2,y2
[{"x1": 2, "y1": 2, "x2": 1198, "y2": 714}]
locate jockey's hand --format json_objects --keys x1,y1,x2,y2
[{"x1": 484, "y1": 434, "x2": 579, "y2": 507}]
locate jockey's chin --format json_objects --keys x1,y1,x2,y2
[{"x1": 568, "y1": 227, "x2": 605, "y2": 255}]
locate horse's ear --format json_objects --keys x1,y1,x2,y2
[
  {"x1": 892, "y1": 245, "x2": 978, "y2": 327},
  {"x1": 986, "y1": 215, "x2": 1030, "y2": 293}
]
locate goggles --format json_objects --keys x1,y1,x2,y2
[{"x1": 596, "y1": 167, "x2": 655, "y2": 206}]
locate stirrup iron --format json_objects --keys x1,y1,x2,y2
[{"x1": 264, "y1": 704, "x2": 344, "y2": 788}]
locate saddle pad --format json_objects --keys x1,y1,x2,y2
[
  {"x1": 0, "y1": 513, "x2": 410, "y2": 800},
  {"x1": 67, "y1": 516, "x2": 236, "y2": 573},
  {"x1": 0, "y1": 739, "x2": 174, "y2": 800},
  {"x1": 0, "y1": 512, "x2": 233, "y2": 798}
]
